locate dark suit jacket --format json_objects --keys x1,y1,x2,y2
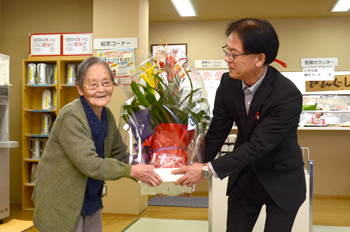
[{"x1": 204, "y1": 66, "x2": 306, "y2": 213}]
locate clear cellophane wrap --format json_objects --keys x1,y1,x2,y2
[{"x1": 118, "y1": 43, "x2": 211, "y2": 195}]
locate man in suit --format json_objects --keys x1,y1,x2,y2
[{"x1": 172, "y1": 18, "x2": 306, "y2": 232}]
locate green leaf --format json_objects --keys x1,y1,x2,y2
[{"x1": 131, "y1": 81, "x2": 150, "y2": 108}]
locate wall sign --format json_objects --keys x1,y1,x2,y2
[
  {"x1": 94, "y1": 38, "x2": 138, "y2": 50},
  {"x1": 97, "y1": 48, "x2": 136, "y2": 85},
  {"x1": 303, "y1": 67, "x2": 335, "y2": 81},
  {"x1": 301, "y1": 58, "x2": 338, "y2": 67},
  {"x1": 195, "y1": 60, "x2": 226, "y2": 69},
  {"x1": 63, "y1": 34, "x2": 93, "y2": 55},
  {"x1": 305, "y1": 75, "x2": 350, "y2": 92},
  {"x1": 0, "y1": 53, "x2": 10, "y2": 86},
  {"x1": 200, "y1": 70, "x2": 227, "y2": 116},
  {"x1": 30, "y1": 34, "x2": 60, "y2": 56},
  {"x1": 29, "y1": 32, "x2": 93, "y2": 56}
]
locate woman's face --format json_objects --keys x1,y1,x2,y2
[
  {"x1": 76, "y1": 63, "x2": 114, "y2": 112},
  {"x1": 315, "y1": 112, "x2": 322, "y2": 118}
]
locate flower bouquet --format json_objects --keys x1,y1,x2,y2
[{"x1": 118, "y1": 44, "x2": 211, "y2": 195}]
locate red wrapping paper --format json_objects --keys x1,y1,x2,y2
[{"x1": 142, "y1": 123, "x2": 194, "y2": 169}]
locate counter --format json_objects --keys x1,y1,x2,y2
[
  {"x1": 298, "y1": 127, "x2": 350, "y2": 131},
  {"x1": 230, "y1": 127, "x2": 350, "y2": 196}
]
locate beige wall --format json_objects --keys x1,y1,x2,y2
[
  {"x1": 150, "y1": 17, "x2": 350, "y2": 72},
  {"x1": 0, "y1": 0, "x2": 93, "y2": 204}
]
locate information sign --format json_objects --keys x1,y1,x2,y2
[
  {"x1": 30, "y1": 34, "x2": 60, "y2": 56},
  {"x1": 195, "y1": 60, "x2": 226, "y2": 69},
  {"x1": 63, "y1": 33, "x2": 93, "y2": 55}
]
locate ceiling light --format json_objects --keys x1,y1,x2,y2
[
  {"x1": 171, "y1": 0, "x2": 197, "y2": 17},
  {"x1": 331, "y1": 0, "x2": 350, "y2": 12}
]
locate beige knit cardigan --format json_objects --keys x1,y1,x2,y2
[{"x1": 32, "y1": 98, "x2": 132, "y2": 232}]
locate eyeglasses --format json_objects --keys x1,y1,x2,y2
[
  {"x1": 222, "y1": 46, "x2": 252, "y2": 61},
  {"x1": 84, "y1": 80, "x2": 114, "y2": 90}
]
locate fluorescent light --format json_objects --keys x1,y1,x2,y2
[
  {"x1": 171, "y1": 0, "x2": 197, "y2": 17},
  {"x1": 331, "y1": 0, "x2": 350, "y2": 12}
]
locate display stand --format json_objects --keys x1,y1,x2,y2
[{"x1": 209, "y1": 147, "x2": 313, "y2": 232}]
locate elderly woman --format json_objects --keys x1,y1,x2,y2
[{"x1": 32, "y1": 57, "x2": 162, "y2": 232}]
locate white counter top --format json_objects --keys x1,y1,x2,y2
[
  {"x1": 298, "y1": 126, "x2": 350, "y2": 131},
  {"x1": 231, "y1": 126, "x2": 350, "y2": 131},
  {"x1": 0, "y1": 141, "x2": 19, "y2": 148}
]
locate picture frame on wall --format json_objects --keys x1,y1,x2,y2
[{"x1": 151, "y1": 43, "x2": 187, "y2": 57}]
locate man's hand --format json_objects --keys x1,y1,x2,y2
[
  {"x1": 130, "y1": 164, "x2": 163, "y2": 187},
  {"x1": 171, "y1": 162, "x2": 204, "y2": 187}
]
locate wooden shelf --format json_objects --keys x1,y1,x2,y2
[
  {"x1": 24, "y1": 158, "x2": 40, "y2": 162},
  {"x1": 24, "y1": 183, "x2": 35, "y2": 187},
  {"x1": 21, "y1": 55, "x2": 91, "y2": 211},
  {"x1": 22, "y1": 207, "x2": 35, "y2": 212}
]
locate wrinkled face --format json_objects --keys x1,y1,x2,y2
[
  {"x1": 76, "y1": 64, "x2": 114, "y2": 112},
  {"x1": 225, "y1": 33, "x2": 262, "y2": 82}
]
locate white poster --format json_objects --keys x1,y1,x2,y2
[
  {"x1": 94, "y1": 38, "x2": 138, "y2": 50},
  {"x1": 30, "y1": 34, "x2": 60, "y2": 56},
  {"x1": 63, "y1": 33, "x2": 93, "y2": 55},
  {"x1": 97, "y1": 48, "x2": 136, "y2": 84},
  {"x1": 0, "y1": 54, "x2": 10, "y2": 85},
  {"x1": 200, "y1": 70, "x2": 227, "y2": 115}
]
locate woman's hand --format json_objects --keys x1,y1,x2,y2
[{"x1": 130, "y1": 164, "x2": 163, "y2": 187}]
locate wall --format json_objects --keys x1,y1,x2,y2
[
  {"x1": 150, "y1": 17, "x2": 350, "y2": 72},
  {"x1": 0, "y1": 0, "x2": 93, "y2": 204},
  {"x1": 93, "y1": 0, "x2": 149, "y2": 215}
]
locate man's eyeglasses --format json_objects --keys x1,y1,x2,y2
[
  {"x1": 84, "y1": 80, "x2": 114, "y2": 90},
  {"x1": 222, "y1": 46, "x2": 252, "y2": 61}
]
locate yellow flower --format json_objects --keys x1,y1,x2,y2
[{"x1": 139, "y1": 62, "x2": 156, "y2": 90}]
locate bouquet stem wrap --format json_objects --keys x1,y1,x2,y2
[{"x1": 118, "y1": 43, "x2": 211, "y2": 195}]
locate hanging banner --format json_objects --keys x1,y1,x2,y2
[
  {"x1": 305, "y1": 75, "x2": 350, "y2": 92},
  {"x1": 97, "y1": 48, "x2": 135, "y2": 85}
]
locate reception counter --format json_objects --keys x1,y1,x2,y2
[
  {"x1": 297, "y1": 129, "x2": 350, "y2": 196},
  {"x1": 231, "y1": 127, "x2": 350, "y2": 196}
]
